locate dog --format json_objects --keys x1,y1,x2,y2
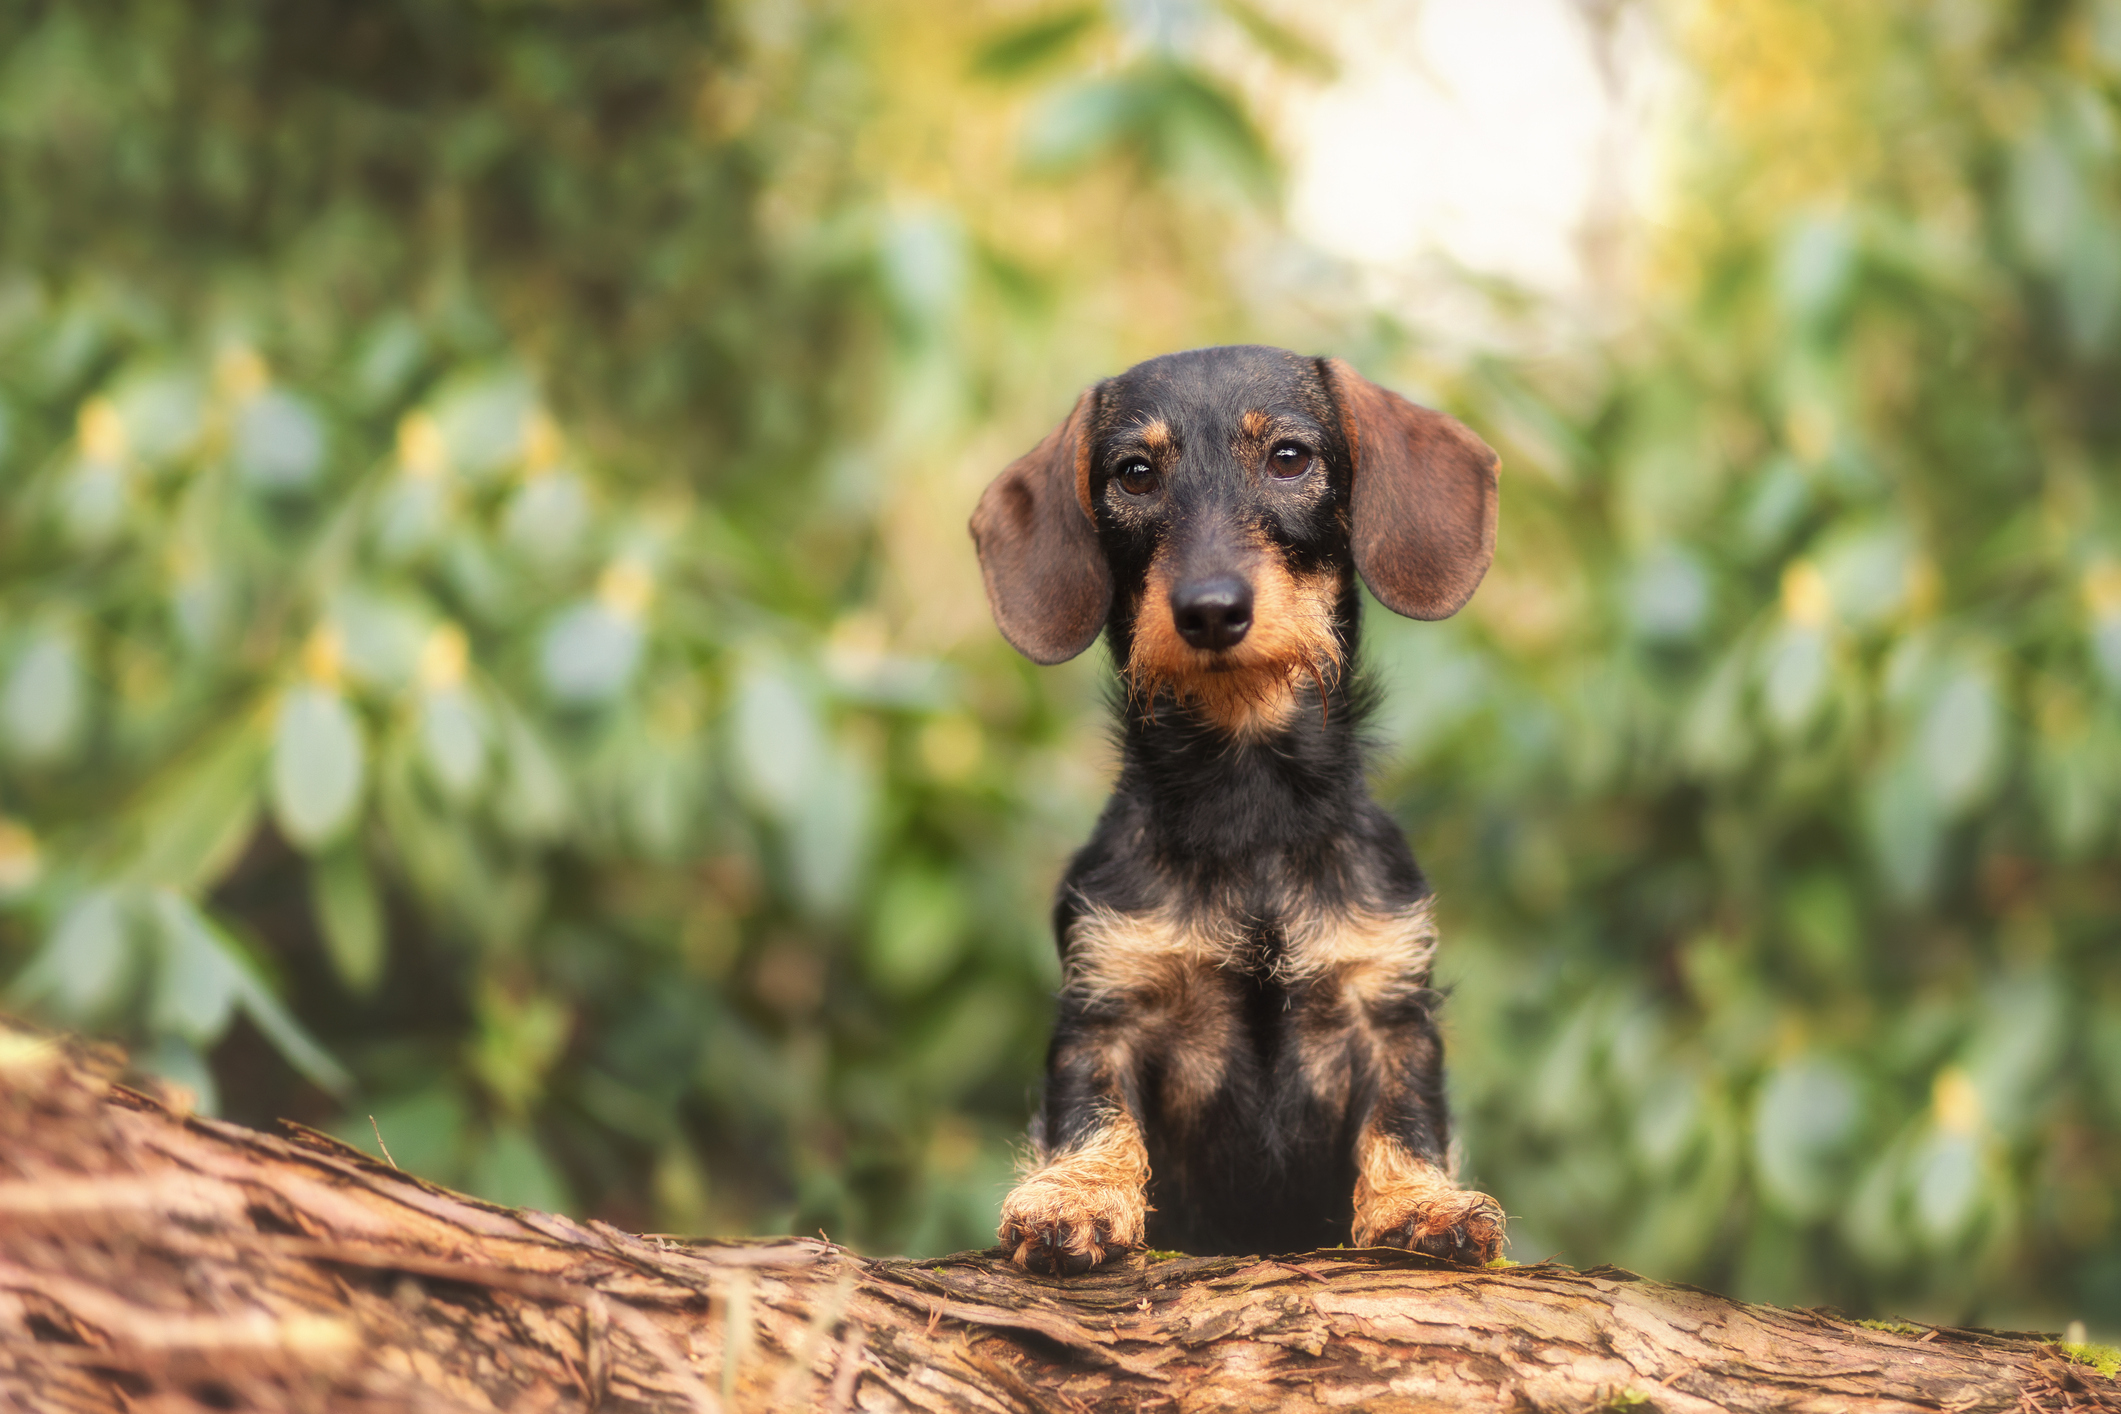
[{"x1": 968, "y1": 345, "x2": 1505, "y2": 1274}]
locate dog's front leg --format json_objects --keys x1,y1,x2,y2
[
  {"x1": 1347, "y1": 997, "x2": 1505, "y2": 1265},
  {"x1": 998, "y1": 1029, "x2": 1151, "y2": 1274}
]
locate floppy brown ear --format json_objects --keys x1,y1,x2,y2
[
  {"x1": 969, "y1": 387, "x2": 1112, "y2": 664},
  {"x1": 1321, "y1": 358, "x2": 1500, "y2": 621}
]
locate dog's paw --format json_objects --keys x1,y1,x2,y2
[
  {"x1": 1352, "y1": 1184, "x2": 1505, "y2": 1266},
  {"x1": 997, "y1": 1168, "x2": 1146, "y2": 1275}
]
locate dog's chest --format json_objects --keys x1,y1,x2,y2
[
  {"x1": 1062, "y1": 893, "x2": 1438, "y2": 1117},
  {"x1": 1063, "y1": 893, "x2": 1436, "y2": 994}
]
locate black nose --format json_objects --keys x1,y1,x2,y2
[{"x1": 1170, "y1": 575, "x2": 1254, "y2": 651}]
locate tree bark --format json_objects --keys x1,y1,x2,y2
[{"x1": 0, "y1": 1023, "x2": 2111, "y2": 1414}]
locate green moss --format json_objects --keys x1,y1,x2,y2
[
  {"x1": 1595, "y1": 1387, "x2": 1651, "y2": 1411},
  {"x1": 1856, "y1": 1319, "x2": 1926, "y2": 1336},
  {"x1": 2061, "y1": 1342, "x2": 2121, "y2": 1379},
  {"x1": 1144, "y1": 1249, "x2": 1188, "y2": 1263},
  {"x1": 1485, "y1": 1256, "x2": 1519, "y2": 1269}
]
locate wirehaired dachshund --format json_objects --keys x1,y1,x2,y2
[{"x1": 969, "y1": 344, "x2": 1506, "y2": 1273}]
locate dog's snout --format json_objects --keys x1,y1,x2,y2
[{"x1": 1171, "y1": 575, "x2": 1254, "y2": 651}]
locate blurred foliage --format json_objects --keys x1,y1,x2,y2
[
  {"x1": 1, "y1": 0, "x2": 2117, "y2": 1338},
  {"x1": 1402, "y1": 0, "x2": 2121, "y2": 1332},
  {"x1": 0, "y1": 0, "x2": 1273, "y2": 1247}
]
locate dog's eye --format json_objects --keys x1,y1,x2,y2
[
  {"x1": 1117, "y1": 459, "x2": 1159, "y2": 496},
  {"x1": 1269, "y1": 442, "x2": 1314, "y2": 479}
]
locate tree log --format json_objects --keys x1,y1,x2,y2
[{"x1": 0, "y1": 1023, "x2": 2111, "y2": 1414}]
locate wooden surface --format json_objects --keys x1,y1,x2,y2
[{"x1": 1, "y1": 1021, "x2": 2112, "y2": 1413}]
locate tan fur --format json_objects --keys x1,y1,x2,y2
[
  {"x1": 997, "y1": 1108, "x2": 1151, "y2": 1268},
  {"x1": 1126, "y1": 551, "x2": 1343, "y2": 738},
  {"x1": 1276, "y1": 896, "x2": 1438, "y2": 990},
  {"x1": 1063, "y1": 905, "x2": 1237, "y2": 1124},
  {"x1": 1275, "y1": 899, "x2": 1434, "y2": 1111},
  {"x1": 1350, "y1": 1127, "x2": 1505, "y2": 1258},
  {"x1": 1238, "y1": 408, "x2": 1271, "y2": 439},
  {"x1": 1064, "y1": 903, "x2": 1228, "y2": 999}
]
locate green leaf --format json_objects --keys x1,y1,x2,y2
[
  {"x1": 1784, "y1": 872, "x2": 1860, "y2": 979},
  {"x1": 1774, "y1": 214, "x2": 1856, "y2": 326},
  {"x1": 1758, "y1": 623, "x2": 1831, "y2": 736},
  {"x1": 351, "y1": 314, "x2": 426, "y2": 410},
  {"x1": 419, "y1": 687, "x2": 489, "y2": 802},
  {"x1": 1962, "y1": 972, "x2": 2064, "y2": 1141},
  {"x1": 371, "y1": 476, "x2": 453, "y2": 561},
  {"x1": 622, "y1": 738, "x2": 702, "y2": 860},
  {"x1": 789, "y1": 735, "x2": 876, "y2": 917},
  {"x1": 1910, "y1": 1129, "x2": 1983, "y2": 1246},
  {"x1": 1142, "y1": 64, "x2": 1276, "y2": 201},
  {"x1": 59, "y1": 458, "x2": 128, "y2": 546},
  {"x1": 970, "y1": 6, "x2": 1099, "y2": 79},
  {"x1": 494, "y1": 706, "x2": 571, "y2": 844},
  {"x1": 3, "y1": 630, "x2": 85, "y2": 764},
  {"x1": 878, "y1": 206, "x2": 969, "y2": 336},
  {"x1": 310, "y1": 846, "x2": 385, "y2": 995},
  {"x1": 2091, "y1": 614, "x2": 2121, "y2": 692},
  {"x1": 112, "y1": 369, "x2": 204, "y2": 464},
  {"x1": 1752, "y1": 1054, "x2": 1863, "y2": 1220},
  {"x1": 329, "y1": 588, "x2": 429, "y2": 692},
  {"x1": 469, "y1": 1124, "x2": 572, "y2": 1214},
  {"x1": 539, "y1": 603, "x2": 642, "y2": 704},
  {"x1": 1021, "y1": 76, "x2": 1145, "y2": 172},
  {"x1": 1867, "y1": 755, "x2": 1942, "y2": 903},
  {"x1": 163, "y1": 892, "x2": 351, "y2": 1095},
  {"x1": 147, "y1": 888, "x2": 242, "y2": 1044},
  {"x1": 232, "y1": 963, "x2": 352, "y2": 1096},
  {"x1": 1916, "y1": 666, "x2": 2002, "y2": 814},
  {"x1": 127, "y1": 719, "x2": 265, "y2": 891},
  {"x1": 1817, "y1": 522, "x2": 1912, "y2": 629},
  {"x1": 233, "y1": 389, "x2": 326, "y2": 491},
  {"x1": 432, "y1": 371, "x2": 533, "y2": 480},
  {"x1": 730, "y1": 662, "x2": 821, "y2": 817},
  {"x1": 272, "y1": 685, "x2": 366, "y2": 849},
  {"x1": 1626, "y1": 545, "x2": 1711, "y2": 642},
  {"x1": 13, "y1": 888, "x2": 134, "y2": 1021},
  {"x1": 502, "y1": 470, "x2": 591, "y2": 565}
]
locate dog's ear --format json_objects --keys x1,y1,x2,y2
[
  {"x1": 1321, "y1": 358, "x2": 1500, "y2": 621},
  {"x1": 970, "y1": 387, "x2": 1112, "y2": 664}
]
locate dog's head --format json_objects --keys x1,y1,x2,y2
[{"x1": 970, "y1": 345, "x2": 1499, "y2": 735}]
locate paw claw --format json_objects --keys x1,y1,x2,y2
[
  {"x1": 1356, "y1": 1186, "x2": 1505, "y2": 1267},
  {"x1": 997, "y1": 1173, "x2": 1146, "y2": 1277}
]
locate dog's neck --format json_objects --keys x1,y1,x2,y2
[{"x1": 1107, "y1": 590, "x2": 1375, "y2": 864}]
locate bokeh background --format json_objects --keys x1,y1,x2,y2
[{"x1": 2, "y1": 0, "x2": 2117, "y2": 1337}]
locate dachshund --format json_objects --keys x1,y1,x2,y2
[{"x1": 969, "y1": 344, "x2": 1506, "y2": 1273}]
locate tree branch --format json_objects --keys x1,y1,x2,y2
[{"x1": 0, "y1": 1022, "x2": 2110, "y2": 1413}]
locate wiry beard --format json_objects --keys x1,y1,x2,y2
[{"x1": 1124, "y1": 559, "x2": 1345, "y2": 739}]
